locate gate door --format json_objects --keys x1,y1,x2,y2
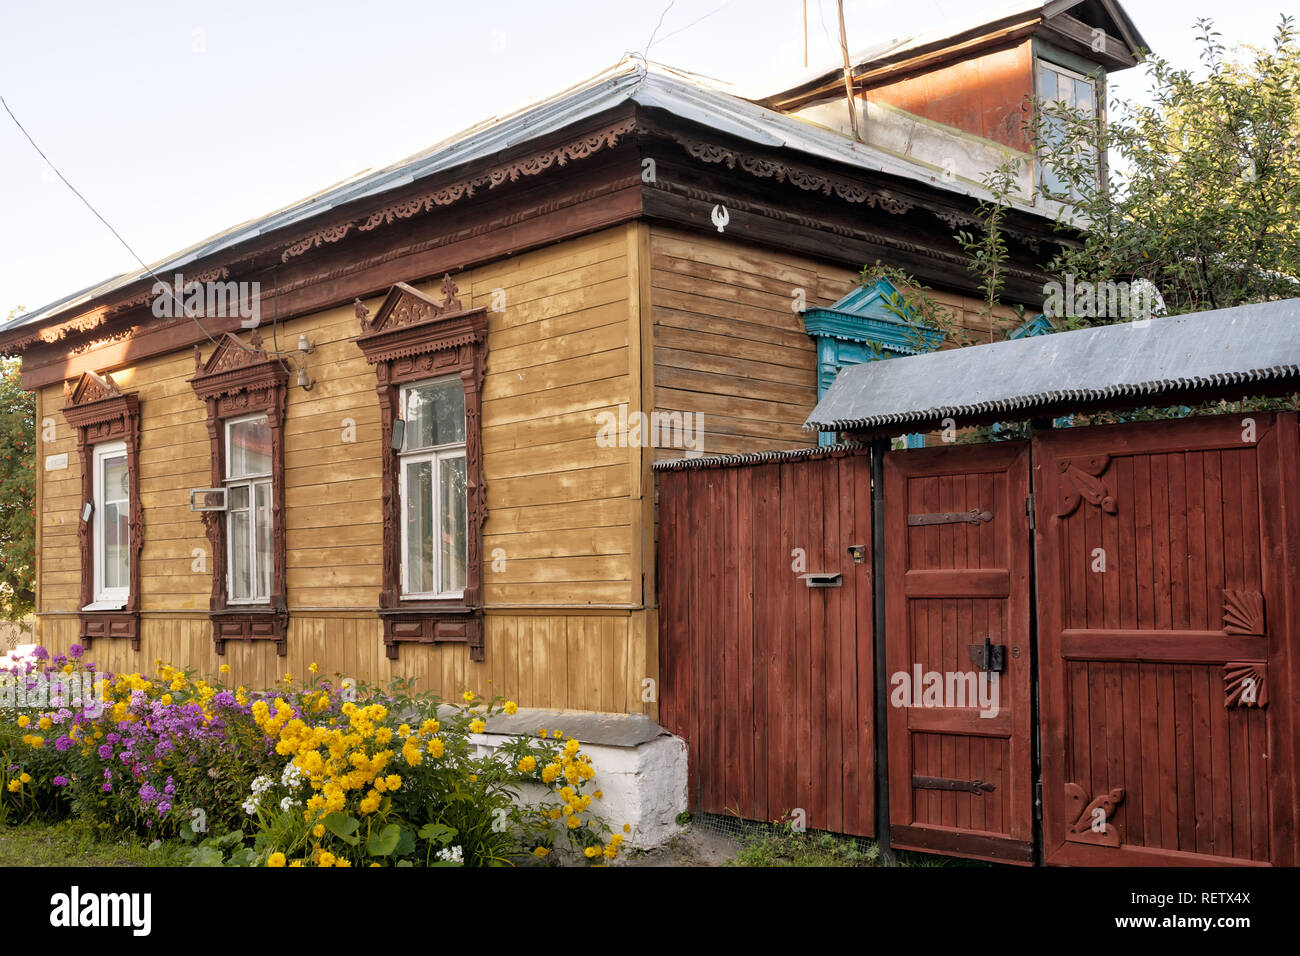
[
  {"x1": 884, "y1": 443, "x2": 1035, "y2": 863},
  {"x1": 1034, "y1": 414, "x2": 1294, "y2": 866}
]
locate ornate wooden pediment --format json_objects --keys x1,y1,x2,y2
[
  {"x1": 65, "y1": 370, "x2": 122, "y2": 407},
  {"x1": 355, "y1": 275, "x2": 487, "y2": 367},
  {"x1": 190, "y1": 328, "x2": 287, "y2": 406}
]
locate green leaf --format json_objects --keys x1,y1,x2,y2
[
  {"x1": 417, "y1": 822, "x2": 457, "y2": 845},
  {"x1": 367, "y1": 823, "x2": 401, "y2": 857},
  {"x1": 394, "y1": 827, "x2": 416, "y2": 857},
  {"x1": 324, "y1": 812, "x2": 360, "y2": 838}
]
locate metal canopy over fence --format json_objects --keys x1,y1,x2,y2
[{"x1": 804, "y1": 298, "x2": 1300, "y2": 438}]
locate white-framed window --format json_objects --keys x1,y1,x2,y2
[
  {"x1": 398, "y1": 377, "x2": 468, "y2": 599},
  {"x1": 1036, "y1": 59, "x2": 1099, "y2": 200},
  {"x1": 225, "y1": 412, "x2": 273, "y2": 604},
  {"x1": 88, "y1": 439, "x2": 129, "y2": 609}
]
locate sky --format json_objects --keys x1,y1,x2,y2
[{"x1": 0, "y1": 0, "x2": 1293, "y2": 317}]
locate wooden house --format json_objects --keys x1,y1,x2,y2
[{"x1": 0, "y1": 3, "x2": 1145, "y2": 727}]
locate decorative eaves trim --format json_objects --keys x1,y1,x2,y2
[
  {"x1": 653, "y1": 441, "x2": 870, "y2": 472},
  {"x1": 278, "y1": 118, "x2": 639, "y2": 263}
]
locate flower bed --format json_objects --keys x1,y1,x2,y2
[{"x1": 0, "y1": 646, "x2": 626, "y2": 866}]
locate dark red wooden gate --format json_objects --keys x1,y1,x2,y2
[
  {"x1": 657, "y1": 449, "x2": 875, "y2": 837},
  {"x1": 1033, "y1": 413, "x2": 1299, "y2": 866},
  {"x1": 883, "y1": 443, "x2": 1035, "y2": 863}
]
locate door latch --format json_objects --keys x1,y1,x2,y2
[{"x1": 968, "y1": 636, "x2": 1005, "y2": 673}]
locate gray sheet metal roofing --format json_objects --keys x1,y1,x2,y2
[
  {"x1": 804, "y1": 298, "x2": 1300, "y2": 433},
  {"x1": 2, "y1": 58, "x2": 1050, "y2": 337}
]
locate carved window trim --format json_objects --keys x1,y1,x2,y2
[
  {"x1": 189, "y1": 330, "x2": 289, "y2": 655},
  {"x1": 62, "y1": 372, "x2": 143, "y2": 650},
  {"x1": 354, "y1": 277, "x2": 488, "y2": 662}
]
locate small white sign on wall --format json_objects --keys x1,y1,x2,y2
[{"x1": 44, "y1": 453, "x2": 68, "y2": 471}]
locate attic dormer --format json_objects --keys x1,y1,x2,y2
[{"x1": 764, "y1": 1, "x2": 1147, "y2": 210}]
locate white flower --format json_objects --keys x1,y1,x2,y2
[
  {"x1": 436, "y1": 845, "x2": 464, "y2": 864},
  {"x1": 280, "y1": 762, "x2": 304, "y2": 790},
  {"x1": 241, "y1": 797, "x2": 258, "y2": 816},
  {"x1": 279, "y1": 796, "x2": 298, "y2": 812},
  {"x1": 250, "y1": 775, "x2": 272, "y2": 796}
]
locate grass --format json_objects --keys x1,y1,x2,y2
[
  {"x1": 0, "y1": 820, "x2": 187, "y2": 867},
  {"x1": 727, "y1": 824, "x2": 990, "y2": 867}
]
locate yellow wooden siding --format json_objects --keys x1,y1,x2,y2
[
  {"x1": 33, "y1": 225, "x2": 656, "y2": 715},
  {"x1": 649, "y1": 225, "x2": 1025, "y2": 461}
]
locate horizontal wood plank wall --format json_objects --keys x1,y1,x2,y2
[
  {"x1": 648, "y1": 226, "x2": 1026, "y2": 463},
  {"x1": 657, "y1": 452, "x2": 874, "y2": 836},
  {"x1": 35, "y1": 226, "x2": 653, "y2": 714}
]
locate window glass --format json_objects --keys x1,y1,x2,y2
[
  {"x1": 229, "y1": 484, "x2": 251, "y2": 602},
  {"x1": 255, "y1": 482, "x2": 272, "y2": 600},
  {"x1": 404, "y1": 379, "x2": 465, "y2": 450},
  {"x1": 228, "y1": 415, "x2": 271, "y2": 478},
  {"x1": 404, "y1": 458, "x2": 435, "y2": 594},
  {"x1": 94, "y1": 445, "x2": 129, "y2": 602},
  {"x1": 440, "y1": 456, "x2": 467, "y2": 594}
]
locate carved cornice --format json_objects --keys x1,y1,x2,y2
[
  {"x1": 279, "y1": 118, "x2": 638, "y2": 264},
  {"x1": 190, "y1": 328, "x2": 289, "y2": 402},
  {"x1": 355, "y1": 277, "x2": 488, "y2": 368}
]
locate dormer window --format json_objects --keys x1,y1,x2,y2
[{"x1": 1036, "y1": 60, "x2": 1100, "y2": 201}]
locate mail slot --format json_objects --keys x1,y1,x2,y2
[{"x1": 800, "y1": 572, "x2": 842, "y2": 589}]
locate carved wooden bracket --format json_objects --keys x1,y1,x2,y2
[
  {"x1": 1065, "y1": 783, "x2": 1125, "y2": 847},
  {"x1": 1223, "y1": 661, "x2": 1268, "y2": 709},
  {"x1": 61, "y1": 371, "x2": 143, "y2": 650},
  {"x1": 190, "y1": 329, "x2": 289, "y2": 656},
  {"x1": 1222, "y1": 589, "x2": 1265, "y2": 636},
  {"x1": 1055, "y1": 455, "x2": 1117, "y2": 516},
  {"x1": 355, "y1": 277, "x2": 488, "y2": 663}
]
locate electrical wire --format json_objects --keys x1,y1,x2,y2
[{"x1": 1, "y1": 93, "x2": 297, "y2": 360}]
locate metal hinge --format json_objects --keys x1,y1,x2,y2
[{"x1": 1026, "y1": 493, "x2": 1035, "y2": 530}]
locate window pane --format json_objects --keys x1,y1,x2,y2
[
  {"x1": 404, "y1": 459, "x2": 434, "y2": 594},
  {"x1": 101, "y1": 453, "x2": 129, "y2": 591},
  {"x1": 440, "y1": 455, "x2": 467, "y2": 594},
  {"x1": 255, "y1": 481, "x2": 272, "y2": 600},
  {"x1": 229, "y1": 416, "x2": 271, "y2": 477},
  {"x1": 230, "y1": 505, "x2": 251, "y2": 601},
  {"x1": 404, "y1": 380, "x2": 465, "y2": 450},
  {"x1": 1075, "y1": 78, "x2": 1095, "y2": 115}
]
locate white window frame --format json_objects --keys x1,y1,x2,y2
[
  {"x1": 88, "y1": 439, "x2": 129, "y2": 609},
  {"x1": 398, "y1": 377, "x2": 468, "y2": 601},
  {"x1": 1034, "y1": 58, "x2": 1100, "y2": 200},
  {"x1": 224, "y1": 412, "x2": 273, "y2": 605}
]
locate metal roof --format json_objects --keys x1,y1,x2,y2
[
  {"x1": 805, "y1": 299, "x2": 1300, "y2": 434},
  {"x1": 2, "y1": 58, "x2": 1053, "y2": 338},
  {"x1": 652, "y1": 441, "x2": 869, "y2": 472}
]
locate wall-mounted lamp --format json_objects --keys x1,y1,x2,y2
[{"x1": 297, "y1": 334, "x2": 315, "y2": 391}]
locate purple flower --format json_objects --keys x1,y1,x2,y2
[
  {"x1": 31, "y1": 646, "x2": 49, "y2": 661},
  {"x1": 138, "y1": 783, "x2": 158, "y2": 803},
  {"x1": 54, "y1": 736, "x2": 72, "y2": 752},
  {"x1": 97, "y1": 744, "x2": 113, "y2": 760},
  {"x1": 101, "y1": 783, "x2": 113, "y2": 792},
  {"x1": 52, "y1": 776, "x2": 69, "y2": 786},
  {"x1": 68, "y1": 644, "x2": 85, "y2": 659}
]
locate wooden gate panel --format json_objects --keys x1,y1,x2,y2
[
  {"x1": 1035, "y1": 414, "x2": 1296, "y2": 866},
  {"x1": 884, "y1": 443, "x2": 1034, "y2": 863},
  {"x1": 657, "y1": 451, "x2": 874, "y2": 837}
]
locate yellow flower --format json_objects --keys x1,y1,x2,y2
[
  {"x1": 309, "y1": 662, "x2": 319, "y2": 674},
  {"x1": 532, "y1": 846, "x2": 551, "y2": 858},
  {"x1": 219, "y1": 664, "x2": 231, "y2": 675},
  {"x1": 335, "y1": 858, "x2": 352, "y2": 867},
  {"x1": 541, "y1": 763, "x2": 561, "y2": 784},
  {"x1": 16, "y1": 715, "x2": 28, "y2": 728},
  {"x1": 552, "y1": 730, "x2": 563, "y2": 739},
  {"x1": 461, "y1": 690, "x2": 475, "y2": 703},
  {"x1": 6, "y1": 781, "x2": 19, "y2": 793},
  {"x1": 267, "y1": 852, "x2": 286, "y2": 867},
  {"x1": 384, "y1": 774, "x2": 402, "y2": 791},
  {"x1": 161, "y1": 694, "x2": 173, "y2": 706},
  {"x1": 623, "y1": 823, "x2": 631, "y2": 833},
  {"x1": 469, "y1": 718, "x2": 486, "y2": 734},
  {"x1": 594, "y1": 790, "x2": 603, "y2": 799},
  {"x1": 537, "y1": 728, "x2": 547, "y2": 738},
  {"x1": 62, "y1": 663, "x2": 74, "y2": 674},
  {"x1": 289, "y1": 860, "x2": 303, "y2": 867},
  {"x1": 565, "y1": 815, "x2": 582, "y2": 830},
  {"x1": 37, "y1": 717, "x2": 52, "y2": 731},
  {"x1": 427, "y1": 737, "x2": 445, "y2": 758},
  {"x1": 517, "y1": 755, "x2": 537, "y2": 773},
  {"x1": 584, "y1": 846, "x2": 599, "y2": 858},
  {"x1": 317, "y1": 851, "x2": 336, "y2": 867},
  {"x1": 313, "y1": 824, "x2": 325, "y2": 838},
  {"x1": 19, "y1": 773, "x2": 31, "y2": 784},
  {"x1": 503, "y1": 701, "x2": 518, "y2": 715}
]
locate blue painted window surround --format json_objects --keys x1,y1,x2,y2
[{"x1": 802, "y1": 277, "x2": 944, "y2": 447}]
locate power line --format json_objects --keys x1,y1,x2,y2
[
  {"x1": 0, "y1": 93, "x2": 281, "y2": 357},
  {"x1": 642, "y1": 0, "x2": 676, "y2": 58}
]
